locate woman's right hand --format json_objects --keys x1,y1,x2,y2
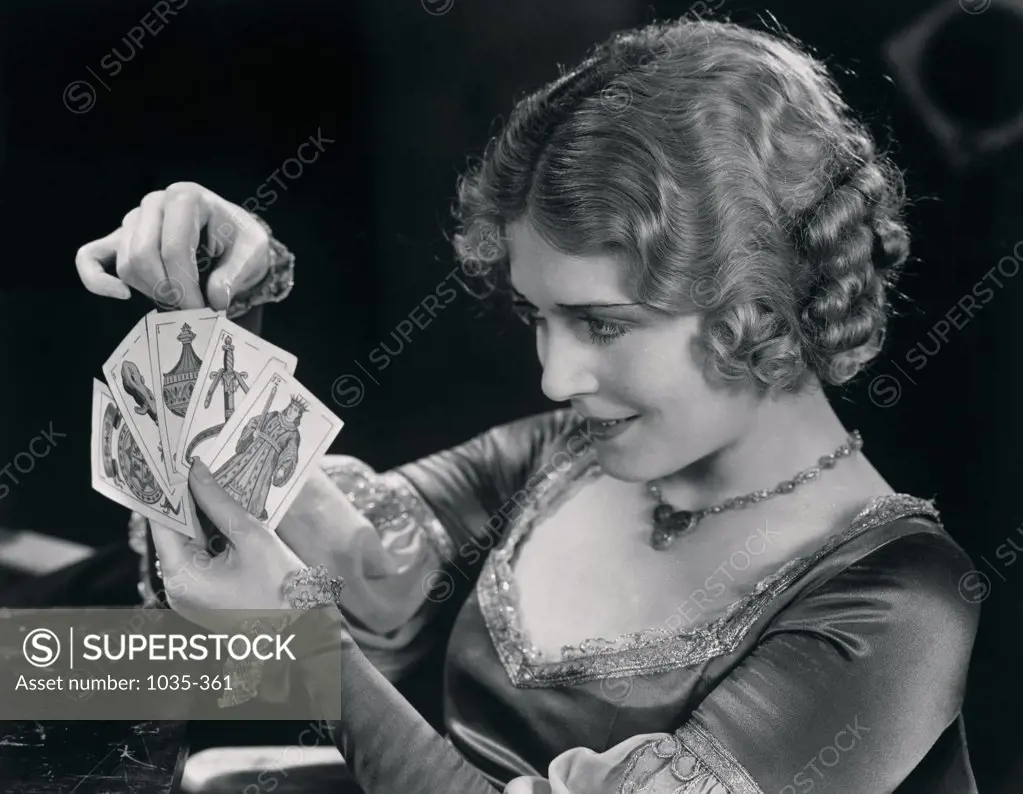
[{"x1": 75, "y1": 181, "x2": 271, "y2": 312}]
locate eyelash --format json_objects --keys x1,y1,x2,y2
[
  {"x1": 512, "y1": 303, "x2": 630, "y2": 346},
  {"x1": 584, "y1": 317, "x2": 629, "y2": 345}
]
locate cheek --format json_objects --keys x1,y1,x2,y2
[
  {"x1": 606, "y1": 325, "x2": 704, "y2": 410},
  {"x1": 617, "y1": 324, "x2": 752, "y2": 436},
  {"x1": 648, "y1": 351, "x2": 758, "y2": 450},
  {"x1": 627, "y1": 358, "x2": 683, "y2": 408}
]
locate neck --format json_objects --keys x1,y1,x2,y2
[{"x1": 657, "y1": 381, "x2": 855, "y2": 508}]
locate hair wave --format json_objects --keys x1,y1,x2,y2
[{"x1": 451, "y1": 17, "x2": 910, "y2": 392}]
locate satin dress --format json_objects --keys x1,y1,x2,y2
[{"x1": 259, "y1": 407, "x2": 979, "y2": 793}]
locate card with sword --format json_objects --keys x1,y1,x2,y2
[{"x1": 175, "y1": 315, "x2": 297, "y2": 479}]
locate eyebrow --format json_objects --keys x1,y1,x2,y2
[
  {"x1": 558, "y1": 301, "x2": 643, "y2": 309},
  {"x1": 510, "y1": 289, "x2": 643, "y2": 310}
]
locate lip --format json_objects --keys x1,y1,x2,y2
[
  {"x1": 584, "y1": 414, "x2": 639, "y2": 440},
  {"x1": 576, "y1": 407, "x2": 639, "y2": 421}
]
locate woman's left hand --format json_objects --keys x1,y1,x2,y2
[{"x1": 150, "y1": 460, "x2": 307, "y2": 630}]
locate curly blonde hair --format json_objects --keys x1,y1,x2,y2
[{"x1": 451, "y1": 17, "x2": 910, "y2": 393}]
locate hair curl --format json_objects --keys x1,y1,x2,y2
[{"x1": 450, "y1": 17, "x2": 910, "y2": 393}]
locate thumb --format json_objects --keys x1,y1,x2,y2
[
  {"x1": 205, "y1": 207, "x2": 270, "y2": 311},
  {"x1": 188, "y1": 459, "x2": 262, "y2": 549}
]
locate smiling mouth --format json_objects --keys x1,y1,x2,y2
[
  {"x1": 589, "y1": 416, "x2": 636, "y2": 428},
  {"x1": 582, "y1": 414, "x2": 641, "y2": 436}
]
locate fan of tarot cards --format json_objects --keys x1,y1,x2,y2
[{"x1": 90, "y1": 308, "x2": 344, "y2": 538}]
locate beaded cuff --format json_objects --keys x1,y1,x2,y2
[
  {"x1": 283, "y1": 564, "x2": 347, "y2": 609},
  {"x1": 322, "y1": 457, "x2": 456, "y2": 561},
  {"x1": 225, "y1": 214, "x2": 296, "y2": 319}
]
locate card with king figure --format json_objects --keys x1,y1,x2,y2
[{"x1": 200, "y1": 362, "x2": 343, "y2": 533}]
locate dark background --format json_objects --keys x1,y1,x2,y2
[{"x1": 1, "y1": 0, "x2": 1022, "y2": 789}]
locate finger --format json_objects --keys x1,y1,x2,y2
[
  {"x1": 205, "y1": 208, "x2": 269, "y2": 310},
  {"x1": 75, "y1": 229, "x2": 131, "y2": 299},
  {"x1": 160, "y1": 188, "x2": 208, "y2": 310},
  {"x1": 188, "y1": 460, "x2": 258, "y2": 547},
  {"x1": 123, "y1": 192, "x2": 173, "y2": 303},
  {"x1": 150, "y1": 520, "x2": 209, "y2": 579},
  {"x1": 115, "y1": 210, "x2": 144, "y2": 293}
]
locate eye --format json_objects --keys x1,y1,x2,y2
[
  {"x1": 584, "y1": 317, "x2": 629, "y2": 346},
  {"x1": 512, "y1": 298, "x2": 630, "y2": 345}
]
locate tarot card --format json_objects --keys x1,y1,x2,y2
[
  {"x1": 102, "y1": 311, "x2": 174, "y2": 494},
  {"x1": 146, "y1": 308, "x2": 220, "y2": 484},
  {"x1": 201, "y1": 362, "x2": 343, "y2": 533},
  {"x1": 90, "y1": 379, "x2": 199, "y2": 538},
  {"x1": 175, "y1": 316, "x2": 298, "y2": 476}
]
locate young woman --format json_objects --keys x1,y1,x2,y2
[{"x1": 75, "y1": 16, "x2": 979, "y2": 794}]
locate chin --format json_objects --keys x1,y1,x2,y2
[
  {"x1": 591, "y1": 420, "x2": 701, "y2": 482},
  {"x1": 592, "y1": 443, "x2": 664, "y2": 483}
]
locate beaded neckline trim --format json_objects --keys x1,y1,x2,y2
[{"x1": 476, "y1": 446, "x2": 941, "y2": 689}]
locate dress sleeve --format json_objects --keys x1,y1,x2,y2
[{"x1": 502, "y1": 530, "x2": 981, "y2": 794}]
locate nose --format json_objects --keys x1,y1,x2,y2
[{"x1": 538, "y1": 323, "x2": 599, "y2": 403}]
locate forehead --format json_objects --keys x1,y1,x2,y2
[{"x1": 506, "y1": 219, "x2": 634, "y2": 304}]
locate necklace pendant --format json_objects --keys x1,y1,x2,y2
[
  {"x1": 651, "y1": 524, "x2": 677, "y2": 551},
  {"x1": 650, "y1": 507, "x2": 697, "y2": 551},
  {"x1": 653, "y1": 503, "x2": 676, "y2": 525}
]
